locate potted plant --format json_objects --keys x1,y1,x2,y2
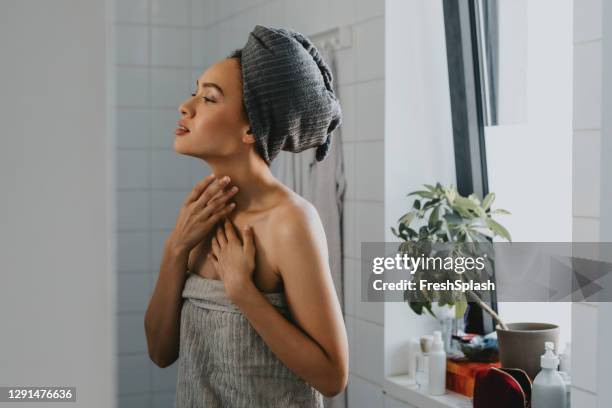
[{"x1": 391, "y1": 183, "x2": 559, "y2": 379}]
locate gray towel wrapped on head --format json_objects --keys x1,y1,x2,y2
[{"x1": 240, "y1": 25, "x2": 342, "y2": 165}]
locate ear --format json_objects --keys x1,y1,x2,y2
[{"x1": 242, "y1": 127, "x2": 255, "y2": 144}]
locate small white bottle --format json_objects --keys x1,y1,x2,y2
[
  {"x1": 427, "y1": 331, "x2": 446, "y2": 396},
  {"x1": 532, "y1": 342, "x2": 567, "y2": 408},
  {"x1": 407, "y1": 337, "x2": 421, "y2": 384}
]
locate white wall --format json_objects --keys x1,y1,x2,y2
[
  {"x1": 571, "y1": 0, "x2": 603, "y2": 406},
  {"x1": 384, "y1": 0, "x2": 456, "y2": 380},
  {"x1": 0, "y1": 1, "x2": 115, "y2": 407}
]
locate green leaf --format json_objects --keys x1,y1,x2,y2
[
  {"x1": 429, "y1": 205, "x2": 440, "y2": 228},
  {"x1": 398, "y1": 212, "x2": 416, "y2": 226},
  {"x1": 455, "y1": 300, "x2": 468, "y2": 319},
  {"x1": 413, "y1": 200, "x2": 421, "y2": 210},
  {"x1": 485, "y1": 218, "x2": 512, "y2": 242},
  {"x1": 492, "y1": 208, "x2": 511, "y2": 215},
  {"x1": 482, "y1": 192, "x2": 495, "y2": 210}
]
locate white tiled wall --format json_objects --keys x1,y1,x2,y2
[
  {"x1": 112, "y1": 0, "x2": 385, "y2": 407},
  {"x1": 571, "y1": 0, "x2": 602, "y2": 406}
]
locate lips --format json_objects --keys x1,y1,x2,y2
[{"x1": 176, "y1": 120, "x2": 190, "y2": 136}]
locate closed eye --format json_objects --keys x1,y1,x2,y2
[{"x1": 191, "y1": 93, "x2": 215, "y2": 103}]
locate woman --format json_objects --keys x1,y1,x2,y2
[{"x1": 144, "y1": 25, "x2": 349, "y2": 408}]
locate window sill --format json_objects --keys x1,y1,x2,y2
[{"x1": 384, "y1": 374, "x2": 473, "y2": 408}]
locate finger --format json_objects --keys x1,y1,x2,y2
[
  {"x1": 216, "y1": 225, "x2": 227, "y2": 247},
  {"x1": 242, "y1": 225, "x2": 255, "y2": 257},
  {"x1": 224, "y1": 219, "x2": 238, "y2": 243},
  {"x1": 208, "y1": 253, "x2": 219, "y2": 271},
  {"x1": 202, "y1": 202, "x2": 237, "y2": 230},
  {"x1": 206, "y1": 185, "x2": 239, "y2": 210},
  {"x1": 211, "y1": 236, "x2": 220, "y2": 257},
  {"x1": 193, "y1": 176, "x2": 231, "y2": 209},
  {"x1": 185, "y1": 174, "x2": 216, "y2": 204}
]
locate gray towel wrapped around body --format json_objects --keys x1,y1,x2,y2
[{"x1": 174, "y1": 273, "x2": 324, "y2": 408}]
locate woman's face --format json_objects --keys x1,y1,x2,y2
[{"x1": 175, "y1": 58, "x2": 252, "y2": 159}]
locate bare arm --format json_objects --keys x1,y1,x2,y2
[
  {"x1": 218, "y1": 204, "x2": 349, "y2": 397},
  {"x1": 144, "y1": 234, "x2": 189, "y2": 368},
  {"x1": 144, "y1": 174, "x2": 238, "y2": 368}
]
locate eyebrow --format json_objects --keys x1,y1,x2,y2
[{"x1": 196, "y1": 80, "x2": 224, "y2": 96}]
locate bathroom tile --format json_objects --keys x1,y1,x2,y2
[
  {"x1": 114, "y1": 0, "x2": 149, "y2": 24},
  {"x1": 341, "y1": 142, "x2": 354, "y2": 199},
  {"x1": 117, "y1": 191, "x2": 151, "y2": 230},
  {"x1": 151, "y1": 68, "x2": 192, "y2": 108},
  {"x1": 573, "y1": 130, "x2": 600, "y2": 217},
  {"x1": 190, "y1": 0, "x2": 218, "y2": 28},
  {"x1": 116, "y1": 67, "x2": 148, "y2": 107},
  {"x1": 347, "y1": 374, "x2": 383, "y2": 408},
  {"x1": 342, "y1": 257, "x2": 355, "y2": 317},
  {"x1": 356, "y1": 0, "x2": 384, "y2": 23},
  {"x1": 116, "y1": 108, "x2": 151, "y2": 148},
  {"x1": 336, "y1": 47, "x2": 357, "y2": 87},
  {"x1": 573, "y1": 41, "x2": 602, "y2": 130},
  {"x1": 118, "y1": 354, "x2": 151, "y2": 394},
  {"x1": 329, "y1": 0, "x2": 357, "y2": 28},
  {"x1": 118, "y1": 273, "x2": 153, "y2": 313},
  {"x1": 350, "y1": 318, "x2": 384, "y2": 384},
  {"x1": 118, "y1": 393, "x2": 151, "y2": 408},
  {"x1": 354, "y1": 17, "x2": 385, "y2": 82},
  {"x1": 117, "y1": 231, "x2": 151, "y2": 272},
  {"x1": 347, "y1": 201, "x2": 384, "y2": 258},
  {"x1": 338, "y1": 84, "x2": 356, "y2": 141},
  {"x1": 191, "y1": 28, "x2": 219, "y2": 69},
  {"x1": 384, "y1": 394, "x2": 418, "y2": 408},
  {"x1": 353, "y1": 141, "x2": 384, "y2": 200},
  {"x1": 572, "y1": 303, "x2": 598, "y2": 393},
  {"x1": 342, "y1": 201, "x2": 356, "y2": 258},
  {"x1": 117, "y1": 149, "x2": 150, "y2": 189},
  {"x1": 151, "y1": 27, "x2": 191, "y2": 66},
  {"x1": 118, "y1": 314, "x2": 148, "y2": 354},
  {"x1": 354, "y1": 257, "x2": 384, "y2": 325},
  {"x1": 152, "y1": 391, "x2": 177, "y2": 408},
  {"x1": 115, "y1": 25, "x2": 149, "y2": 65},
  {"x1": 189, "y1": 158, "x2": 212, "y2": 186},
  {"x1": 152, "y1": 359, "x2": 178, "y2": 391},
  {"x1": 151, "y1": 0, "x2": 190, "y2": 26},
  {"x1": 574, "y1": 0, "x2": 602, "y2": 43},
  {"x1": 151, "y1": 108, "x2": 179, "y2": 148},
  {"x1": 151, "y1": 149, "x2": 192, "y2": 189},
  {"x1": 152, "y1": 190, "x2": 189, "y2": 229},
  {"x1": 356, "y1": 79, "x2": 385, "y2": 141}
]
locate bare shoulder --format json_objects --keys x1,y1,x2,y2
[{"x1": 269, "y1": 190, "x2": 322, "y2": 240}]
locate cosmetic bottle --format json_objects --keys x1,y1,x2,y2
[
  {"x1": 407, "y1": 337, "x2": 421, "y2": 384},
  {"x1": 531, "y1": 342, "x2": 567, "y2": 408},
  {"x1": 427, "y1": 331, "x2": 447, "y2": 396}
]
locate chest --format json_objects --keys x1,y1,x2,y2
[{"x1": 192, "y1": 212, "x2": 283, "y2": 293}]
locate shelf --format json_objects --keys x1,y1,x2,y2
[{"x1": 384, "y1": 374, "x2": 473, "y2": 408}]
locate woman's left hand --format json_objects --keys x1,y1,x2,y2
[{"x1": 209, "y1": 219, "x2": 256, "y2": 300}]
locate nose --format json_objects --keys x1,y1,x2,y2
[{"x1": 178, "y1": 97, "x2": 194, "y2": 118}]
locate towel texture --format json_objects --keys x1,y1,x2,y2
[
  {"x1": 240, "y1": 25, "x2": 342, "y2": 165},
  {"x1": 174, "y1": 273, "x2": 324, "y2": 408}
]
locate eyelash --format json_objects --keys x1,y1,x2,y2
[{"x1": 190, "y1": 93, "x2": 214, "y2": 103}]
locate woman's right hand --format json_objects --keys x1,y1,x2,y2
[{"x1": 169, "y1": 174, "x2": 239, "y2": 255}]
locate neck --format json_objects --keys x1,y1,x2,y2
[{"x1": 203, "y1": 153, "x2": 280, "y2": 213}]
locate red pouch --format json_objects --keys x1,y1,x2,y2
[{"x1": 473, "y1": 367, "x2": 532, "y2": 408}]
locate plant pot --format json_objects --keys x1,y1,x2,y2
[{"x1": 496, "y1": 322, "x2": 560, "y2": 380}]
